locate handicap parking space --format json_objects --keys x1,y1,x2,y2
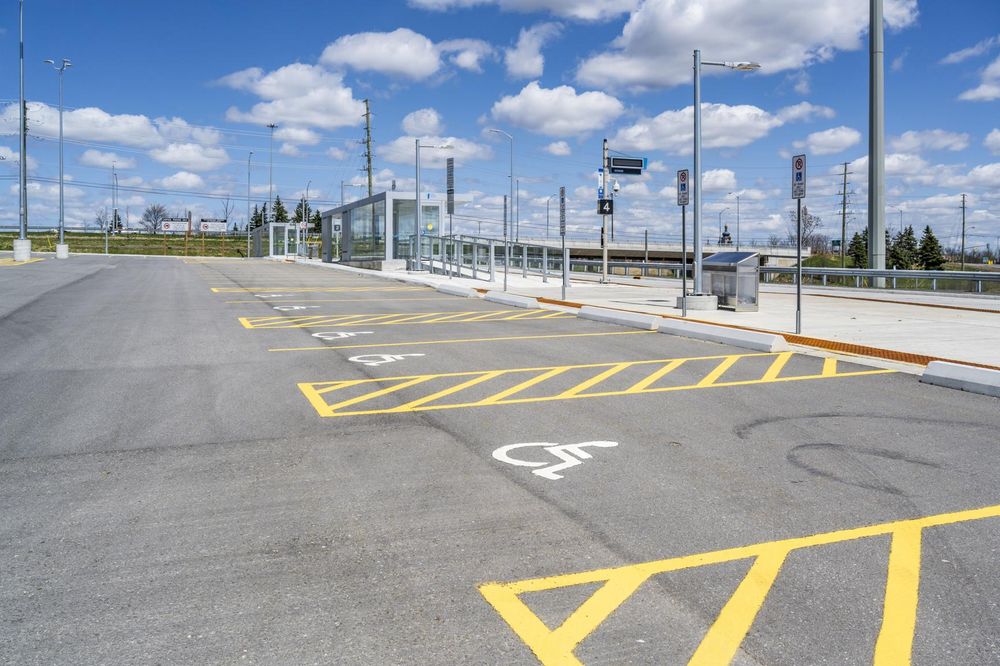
[{"x1": 5, "y1": 256, "x2": 1000, "y2": 665}]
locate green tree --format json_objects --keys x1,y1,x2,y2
[
  {"x1": 311, "y1": 210, "x2": 322, "y2": 232},
  {"x1": 847, "y1": 229, "x2": 867, "y2": 268},
  {"x1": 890, "y1": 225, "x2": 918, "y2": 269},
  {"x1": 249, "y1": 204, "x2": 262, "y2": 229},
  {"x1": 918, "y1": 225, "x2": 945, "y2": 270},
  {"x1": 273, "y1": 196, "x2": 289, "y2": 224}
]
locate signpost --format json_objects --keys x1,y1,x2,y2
[
  {"x1": 446, "y1": 157, "x2": 455, "y2": 278},
  {"x1": 792, "y1": 154, "x2": 806, "y2": 334},
  {"x1": 559, "y1": 186, "x2": 567, "y2": 301},
  {"x1": 677, "y1": 169, "x2": 689, "y2": 317},
  {"x1": 199, "y1": 220, "x2": 228, "y2": 233}
]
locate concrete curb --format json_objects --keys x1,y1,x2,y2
[
  {"x1": 920, "y1": 361, "x2": 1000, "y2": 398},
  {"x1": 436, "y1": 283, "x2": 481, "y2": 298},
  {"x1": 578, "y1": 306, "x2": 660, "y2": 331},
  {"x1": 659, "y1": 319, "x2": 790, "y2": 352},
  {"x1": 484, "y1": 291, "x2": 540, "y2": 309}
]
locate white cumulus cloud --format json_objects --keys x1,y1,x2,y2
[
  {"x1": 160, "y1": 171, "x2": 205, "y2": 190},
  {"x1": 490, "y1": 82, "x2": 624, "y2": 136},
  {"x1": 577, "y1": 0, "x2": 918, "y2": 90},
  {"x1": 958, "y1": 54, "x2": 1000, "y2": 102},
  {"x1": 986, "y1": 129, "x2": 1000, "y2": 155},
  {"x1": 321, "y1": 28, "x2": 441, "y2": 80},
  {"x1": 438, "y1": 39, "x2": 494, "y2": 72},
  {"x1": 79, "y1": 150, "x2": 136, "y2": 169},
  {"x1": 544, "y1": 141, "x2": 572, "y2": 156},
  {"x1": 505, "y1": 22, "x2": 561, "y2": 78},
  {"x1": 793, "y1": 126, "x2": 862, "y2": 155},
  {"x1": 890, "y1": 129, "x2": 970, "y2": 153},
  {"x1": 408, "y1": 0, "x2": 637, "y2": 21},
  {"x1": 149, "y1": 143, "x2": 229, "y2": 171},
  {"x1": 382, "y1": 135, "x2": 493, "y2": 168},
  {"x1": 402, "y1": 108, "x2": 444, "y2": 135}
]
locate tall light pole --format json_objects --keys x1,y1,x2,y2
[
  {"x1": 692, "y1": 50, "x2": 760, "y2": 293},
  {"x1": 246, "y1": 151, "x2": 253, "y2": 259},
  {"x1": 414, "y1": 139, "x2": 452, "y2": 269},
  {"x1": 487, "y1": 128, "x2": 514, "y2": 287},
  {"x1": 15, "y1": 0, "x2": 30, "y2": 261},
  {"x1": 44, "y1": 57, "x2": 71, "y2": 258},
  {"x1": 545, "y1": 193, "x2": 556, "y2": 242},
  {"x1": 266, "y1": 122, "x2": 277, "y2": 226},
  {"x1": 868, "y1": 0, "x2": 886, "y2": 278}
]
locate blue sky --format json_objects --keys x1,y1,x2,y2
[{"x1": 1, "y1": 0, "x2": 999, "y2": 251}]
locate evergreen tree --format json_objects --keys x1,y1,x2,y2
[
  {"x1": 918, "y1": 225, "x2": 945, "y2": 270},
  {"x1": 311, "y1": 210, "x2": 322, "y2": 232},
  {"x1": 249, "y1": 204, "x2": 262, "y2": 229},
  {"x1": 894, "y1": 225, "x2": 918, "y2": 269},
  {"x1": 273, "y1": 196, "x2": 289, "y2": 224},
  {"x1": 848, "y1": 230, "x2": 867, "y2": 268}
]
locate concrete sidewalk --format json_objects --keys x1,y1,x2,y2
[{"x1": 293, "y1": 257, "x2": 1000, "y2": 370}]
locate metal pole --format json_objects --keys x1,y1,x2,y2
[
  {"x1": 601, "y1": 138, "x2": 609, "y2": 283},
  {"x1": 267, "y1": 123, "x2": 277, "y2": 227},
  {"x1": 18, "y1": 0, "x2": 28, "y2": 243},
  {"x1": 682, "y1": 205, "x2": 688, "y2": 317},
  {"x1": 546, "y1": 197, "x2": 549, "y2": 242},
  {"x1": 796, "y1": 198, "x2": 802, "y2": 334},
  {"x1": 303, "y1": 180, "x2": 311, "y2": 257},
  {"x1": 840, "y1": 161, "x2": 848, "y2": 268},
  {"x1": 246, "y1": 152, "x2": 252, "y2": 259},
  {"x1": 735, "y1": 195, "x2": 740, "y2": 251},
  {"x1": 644, "y1": 229, "x2": 648, "y2": 263},
  {"x1": 515, "y1": 178, "x2": 519, "y2": 242},
  {"x1": 415, "y1": 139, "x2": 422, "y2": 270},
  {"x1": 693, "y1": 50, "x2": 703, "y2": 293},
  {"x1": 562, "y1": 245, "x2": 569, "y2": 301},
  {"x1": 867, "y1": 0, "x2": 886, "y2": 278},
  {"x1": 57, "y1": 63, "x2": 65, "y2": 245},
  {"x1": 503, "y1": 195, "x2": 508, "y2": 291},
  {"x1": 961, "y1": 194, "x2": 967, "y2": 271}
]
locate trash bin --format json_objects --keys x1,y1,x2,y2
[{"x1": 703, "y1": 252, "x2": 760, "y2": 311}]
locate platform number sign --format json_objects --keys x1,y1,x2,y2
[
  {"x1": 677, "y1": 169, "x2": 689, "y2": 206},
  {"x1": 792, "y1": 154, "x2": 806, "y2": 199},
  {"x1": 597, "y1": 198, "x2": 614, "y2": 215},
  {"x1": 559, "y1": 187, "x2": 566, "y2": 237}
]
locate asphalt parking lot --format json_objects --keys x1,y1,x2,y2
[{"x1": 2, "y1": 255, "x2": 999, "y2": 664}]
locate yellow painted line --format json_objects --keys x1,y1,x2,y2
[
  {"x1": 301, "y1": 376, "x2": 433, "y2": 415},
  {"x1": 696, "y1": 354, "x2": 742, "y2": 387},
  {"x1": 241, "y1": 309, "x2": 574, "y2": 329},
  {"x1": 559, "y1": 363, "x2": 631, "y2": 397},
  {"x1": 212, "y1": 286, "x2": 427, "y2": 293},
  {"x1": 0, "y1": 257, "x2": 45, "y2": 266},
  {"x1": 477, "y1": 367, "x2": 572, "y2": 405},
  {"x1": 385, "y1": 371, "x2": 505, "y2": 412},
  {"x1": 299, "y1": 353, "x2": 894, "y2": 418},
  {"x1": 267, "y1": 330, "x2": 654, "y2": 352},
  {"x1": 760, "y1": 351, "x2": 794, "y2": 382},
  {"x1": 625, "y1": 358, "x2": 686, "y2": 393},
  {"x1": 479, "y1": 502, "x2": 1000, "y2": 666},
  {"x1": 822, "y1": 357, "x2": 839, "y2": 376},
  {"x1": 223, "y1": 297, "x2": 453, "y2": 304},
  {"x1": 873, "y1": 525, "x2": 923, "y2": 665},
  {"x1": 689, "y1": 545, "x2": 789, "y2": 665}
]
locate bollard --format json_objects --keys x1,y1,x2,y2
[
  {"x1": 542, "y1": 247, "x2": 548, "y2": 283},
  {"x1": 561, "y1": 247, "x2": 570, "y2": 301},
  {"x1": 489, "y1": 241, "x2": 496, "y2": 282}
]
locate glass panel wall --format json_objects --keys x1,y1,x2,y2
[
  {"x1": 350, "y1": 203, "x2": 374, "y2": 257},
  {"x1": 373, "y1": 199, "x2": 386, "y2": 258},
  {"x1": 421, "y1": 205, "x2": 439, "y2": 235},
  {"x1": 393, "y1": 199, "x2": 416, "y2": 258}
]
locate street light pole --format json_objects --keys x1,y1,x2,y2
[
  {"x1": 267, "y1": 122, "x2": 277, "y2": 226},
  {"x1": 44, "y1": 57, "x2": 72, "y2": 257},
  {"x1": 545, "y1": 194, "x2": 556, "y2": 242},
  {"x1": 246, "y1": 151, "x2": 253, "y2": 259},
  {"x1": 487, "y1": 128, "x2": 514, "y2": 289},
  {"x1": 16, "y1": 0, "x2": 30, "y2": 260},
  {"x1": 302, "y1": 180, "x2": 311, "y2": 256},
  {"x1": 692, "y1": 50, "x2": 760, "y2": 293}
]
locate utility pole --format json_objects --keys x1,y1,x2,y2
[
  {"x1": 868, "y1": 0, "x2": 887, "y2": 281},
  {"x1": 267, "y1": 123, "x2": 277, "y2": 226},
  {"x1": 840, "y1": 161, "x2": 850, "y2": 268},
  {"x1": 960, "y1": 193, "x2": 967, "y2": 270},
  {"x1": 363, "y1": 99, "x2": 374, "y2": 197},
  {"x1": 16, "y1": 0, "x2": 29, "y2": 259}
]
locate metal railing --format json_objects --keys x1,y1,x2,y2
[{"x1": 411, "y1": 235, "x2": 1000, "y2": 294}]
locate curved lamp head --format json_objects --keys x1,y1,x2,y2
[{"x1": 727, "y1": 61, "x2": 761, "y2": 71}]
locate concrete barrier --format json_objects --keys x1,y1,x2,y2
[
  {"x1": 578, "y1": 306, "x2": 660, "y2": 331},
  {"x1": 920, "y1": 361, "x2": 1000, "y2": 398},
  {"x1": 484, "y1": 291, "x2": 540, "y2": 309},
  {"x1": 436, "y1": 283, "x2": 480, "y2": 298},
  {"x1": 659, "y1": 319, "x2": 789, "y2": 352}
]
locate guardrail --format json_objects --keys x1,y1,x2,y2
[{"x1": 412, "y1": 235, "x2": 1000, "y2": 294}]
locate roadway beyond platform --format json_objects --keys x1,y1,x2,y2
[{"x1": 2, "y1": 255, "x2": 999, "y2": 664}]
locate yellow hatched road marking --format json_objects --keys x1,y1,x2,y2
[
  {"x1": 822, "y1": 357, "x2": 839, "y2": 376},
  {"x1": 760, "y1": 351, "x2": 794, "y2": 382},
  {"x1": 267, "y1": 330, "x2": 654, "y2": 353},
  {"x1": 298, "y1": 352, "x2": 893, "y2": 418},
  {"x1": 478, "y1": 503, "x2": 1000, "y2": 666},
  {"x1": 240, "y1": 309, "x2": 573, "y2": 329},
  {"x1": 224, "y1": 297, "x2": 452, "y2": 303},
  {"x1": 0, "y1": 257, "x2": 45, "y2": 266}
]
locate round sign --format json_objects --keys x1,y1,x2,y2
[
  {"x1": 678, "y1": 171, "x2": 687, "y2": 183},
  {"x1": 794, "y1": 157, "x2": 804, "y2": 170},
  {"x1": 426, "y1": 224, "x2": 434, "y2": 231}
]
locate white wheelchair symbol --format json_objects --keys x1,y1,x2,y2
[
  {"x1": 492, "y1": 441, "x2": 619, "y2": 480},
  {"x1": 312, "y1": 331, "x2": 374, "y2": 340},
  {"x1": 349, "y1": 353, "x2": 425, "y2": 367}
]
